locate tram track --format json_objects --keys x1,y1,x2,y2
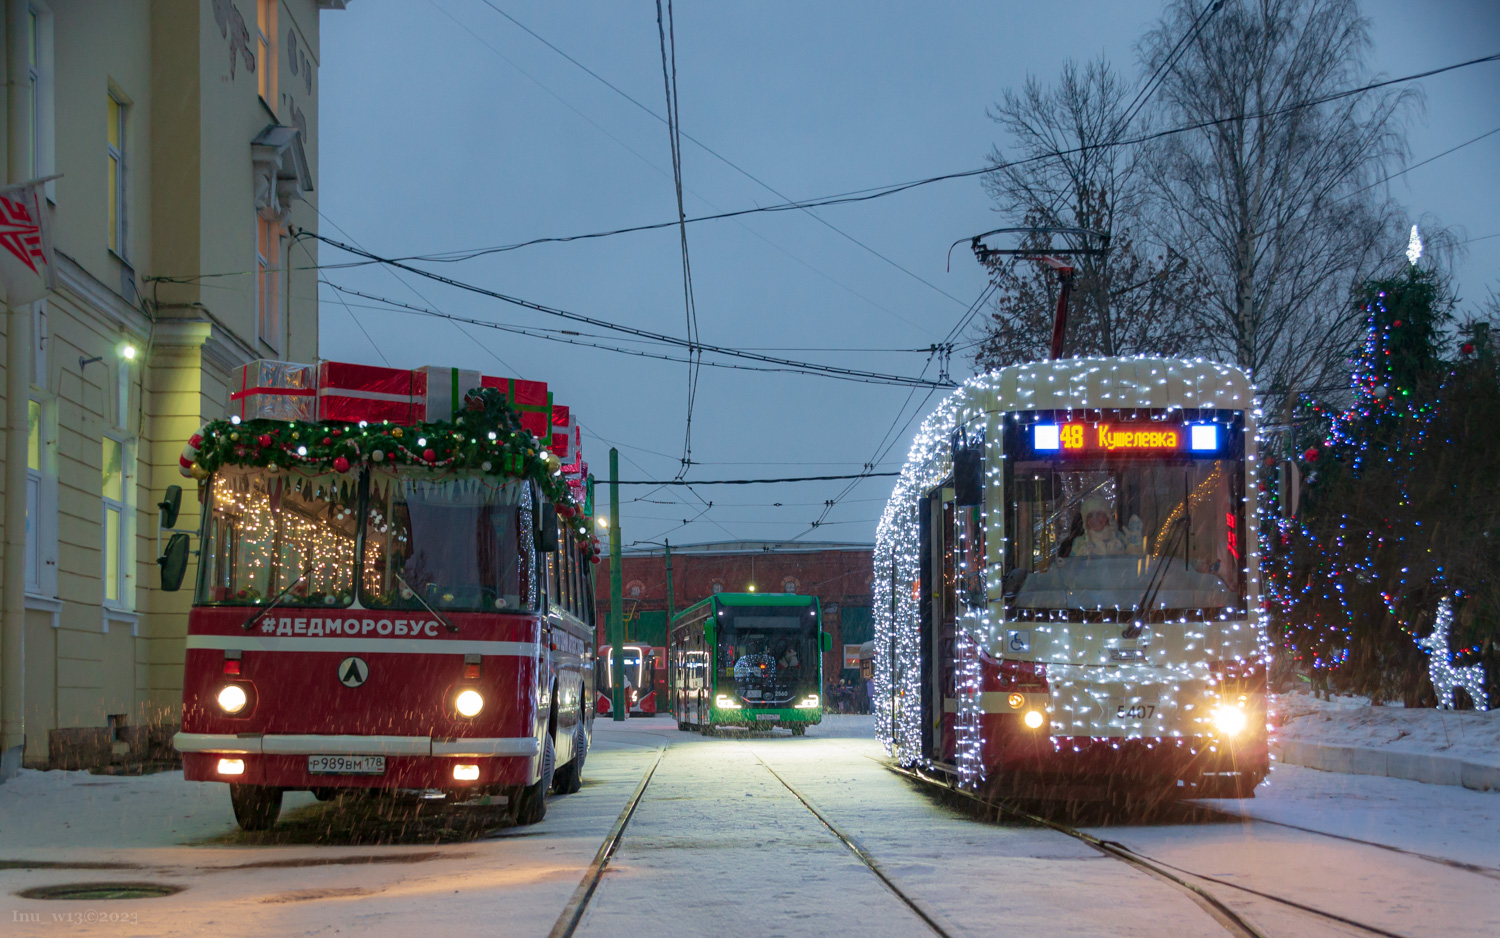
[
  {"x1": 881, "y1": 759, "x2": 1416, "y2": 938},
  {"x1": 1189, "y1": 802, "x2": 1500, "y2": 882},
  {"x1": 547, "y1": 745, "x2": 666, "y2": 938},
  {"x1": 744, "y1": 745, "x2": 958, "y2": 938}
]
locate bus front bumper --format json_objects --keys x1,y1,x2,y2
[{"x1": 175, "y1": 733, "x2": 540, "y2": 789}]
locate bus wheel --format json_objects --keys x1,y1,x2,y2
[
  {"x1": 229, "y1": 784, "x2": 283, "y2": 831},
  {"x1": 553, "y1": 722, "x2": 587, "y2": 795},
  {"x1": 677, "y1": 720, "x2": 691, "y2": 732},
  {"x1": 699, "y1": 722, "x2": 712, "y2": 737},
  {"x1": 790, "y1": 726, "x2": 806, "y2": 737},
  {"x1": 513, "y1": 732, "x2": 555, "y2": 825}
]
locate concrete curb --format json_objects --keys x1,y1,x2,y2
[{"x1": 1276, "y1": 738, "x2": 1500, "y2": 792}]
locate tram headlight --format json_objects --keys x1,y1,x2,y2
[
  {"x1": 1212, "y1": 704, "x2": 1247, "y2": 737},
  {"x1": 455, "y1": 689, "x2": 485, "y2": 717},
  {"x1": 217, "y1": 684, "x2": 249, "y2": 714},
  {"x1": 714, "y1": 694, "x2": 741, "y2": 710},
  {"x1": 1023, "y1": 710, "x2": 1045, "y2": 730},
  {"x1": 795, "y1": 695, "x2": 820, "y2": 709},
  {"x1": 453, "y1": 764, "x2": 480, "y2": 781},
  {"x1": 216, "y1": 758, "x2": 244, "y2": 775}
]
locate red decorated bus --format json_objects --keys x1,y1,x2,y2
[
  {"x1": 595, "y1": 644, "x2": 665, "y2": 717},
  {"x1": 164, "y1": 361, "x2": 599, "y2": 830}
]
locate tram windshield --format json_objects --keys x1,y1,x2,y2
[
  {"x1": 1004, "y1": 421, "x2": 1246, "y2": 622},
  {"x1": 198, "y1": 466, "x2": 357, "y2": 606},
  {"x1": 716, "y1": 607, "x2": 818, "y2": 704},
  {"x1": 361, "y1": 469, "x2": 537, "y2": 613}
]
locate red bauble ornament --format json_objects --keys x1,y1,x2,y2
[
  {"x1": 333, "y1": 456, "x2": 351, "y2": 473},
  {"x1": 257, "y1": 434, "x2": 273, "y2": 448},
  {"x1": 591, "y1": 555, "x2": 601, "y2": 564},
  {"x1": 321, "y1": 437, "x2": 332, "y2": 446},
  {"x1": 1461, "y1": 342, "x2": 1475, "y2": 355},
  {"x1": 423, "y1": 448, "x2": 437, "y2": 462},
  {"x1": 332, "y1": 428, "x2": 342, "y2": 437},
  {"x1": 558, "y1": 504, "x2": 575, "y2": 519},
  {"x1": 1392, "y1": 319, "x2": 1402, "y2": 327},
  {"x1": 1303, "y1": 447, "x2": 1320, "y2": 462}
]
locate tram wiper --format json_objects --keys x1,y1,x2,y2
[
  {"x1": 393, "y1": 572, "x2": 460, "y2": 633},
  {"x1": 1124, "y1": 516, "x2": 1187, "y2": 640},
  {"x1": 241, "y1": 567, "x2": 311, "y2": 632}
]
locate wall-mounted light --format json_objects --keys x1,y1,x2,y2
[{"x1": 119, "y1": 343, "x2": 138, "y2": 361}]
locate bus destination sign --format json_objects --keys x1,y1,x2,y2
[{"x1": 1032, "y1": 421, "x2": 1220, "y2": 454}]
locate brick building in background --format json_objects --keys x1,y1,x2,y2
[{"x1": 595, "y1": 541, "x2": 874, "y2": 694}]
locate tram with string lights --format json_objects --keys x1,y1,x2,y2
[
  {"x1": 873, "y1": 358, "x2": 1269, "y2": 803},
  {"x1": 162, "y1": 359, "x2": 600, "y2": 830}
]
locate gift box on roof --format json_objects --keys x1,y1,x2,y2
[
  {"x1": 317, "y1": 361, "x2": 422, "y2": 424},
  {"x1": 417, "y1": 365, "x2": 482, "y2": 423},
  {"x1": 481, "y1": 375, "x2": 550, "y2": 440},
  {"x1": 549, "y1": 404, "x2": 577, "y2": 459},
  {"x1": 230, "y1": 360, "x2": 317, "y2": 422}
]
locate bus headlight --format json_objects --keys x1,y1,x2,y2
[
  {"x1": 453, "y1": 764, "x2": 480, "y2": 781},
  {"x1": 795, "y1": 695, "x2": 820, "y2": 709},
  {"x1": 216, "y1": 758, "x2": 244, "y2": 775},
  {"x1": 1212, "y1": 705, "x2": 1247, "y2": 736},
  {"x1": 217, "y1": 684, "x2": 248, "y2": 714},
  {"x1": 455, "y1": 690, "x2": 484, "y2": 717},
  {"x1": 1023, "y1": 710, "x2": 1045, "y2": 729},
  {"x1": 714, "y1": 694, "x2": 741, "y2": 709}
]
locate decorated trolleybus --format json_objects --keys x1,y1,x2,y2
[
  {"x1": 596, "y1": 644, "x2": 664, "y2": 717},
  {"x1": 669, "y1": 593, "x2": 831, "y2": 735},
  {"x1": 874, "y1": 358, "x2": 1268, "y2": 801},
  {"x1": 163, "y1": 360, "x2": 600, "y2": 830}
]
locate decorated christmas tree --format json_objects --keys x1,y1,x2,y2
[{"x1": 1270, "y1": 265, "x2": 1499, "y2": 706}]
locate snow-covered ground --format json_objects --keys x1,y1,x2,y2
[
  {"x1": 1274, "y1": 690, "x2": 1500, "y2": 767},
  {"x1": 2, "y1": 715, "x2": 1497, "y2": 937}
]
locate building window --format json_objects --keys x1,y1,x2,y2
[
  {"x1": 107, "y1": 92, "x2": 126, "y2": 256},
  {"x1": 102, "y1": 435, "x2": 131, "y2": 608},
  {"x1": 256, "y1": 216, "x2": 281, "y2": 350},
  {"x1": 257, "y1": 0, "x2": 277, "y2": 104},
  {"x1": 26, "y1": 400, "x2": 43, "y2": 593},
  {"x1": 27, "y1": 8, "x2": 39, "y2": 177}
]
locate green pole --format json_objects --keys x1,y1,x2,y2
[
  {"x1": 609, "y1": 448, "x2": 626, "y2": 720},
  {"x1": 663, "y1": 539, "x2": 675, "y2": 623}
]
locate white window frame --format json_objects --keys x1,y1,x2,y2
[
  {"x1": 257, "y1": 0, "x2": 277, "y2": 104},
  {"x1": 107, "y1": 90, "x2": 127, "y2": 258},
  {"x1": 26, "y1": 392, "x2": 59, "y2": 598},
  {"x1": 256, "y1": 215, "x2": 282, "y2": 351},
  {"x1": 26, "y1": 3, "x2": 55, "y2": 201},
  {"x1": 101, "y1": 433, "x2": 134, "y2": 611}
]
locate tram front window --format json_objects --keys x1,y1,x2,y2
[
  {"x1": 198, "y1": 466, "x2": 356, "y2": 606},
  {"x1": 718, "y1": 609, "x2": 817, "y2": 704},
  {"x1": 362, "y1": 470, "x2": 536, "y2": 613},
  {"x1": 1005, "y1": 455, "x2": 1246, "y2": 622}
]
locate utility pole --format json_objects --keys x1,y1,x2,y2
[
  {"x1": 608, "y1": 448, "x2": 626, "y2": 720},
  {"x1": 664, "y1": 539, "x2": 675, "y2": 624}
]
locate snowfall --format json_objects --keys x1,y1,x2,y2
[{"x1": 0, "y1": 698, "x2": 1495, "y2": 938}]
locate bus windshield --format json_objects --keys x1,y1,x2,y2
[
  {"x1": 716, "y1": 607, "x2": 818, "y2": 704},
  {"x1": 1005, "y1": 456, "x2": 1246, "y2": 622},
  {"x1": 361, "y1": 470, "x2": 537, "y2": 613},
  {"x1": 197, "y1": 466, "x2": 357, "y2": 606}
]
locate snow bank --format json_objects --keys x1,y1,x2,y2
[{"x1": 1274, "y1": 691, "x2": 1500, "y2": 768}]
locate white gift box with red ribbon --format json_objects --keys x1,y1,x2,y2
[{"x1": 229, "y1": 360, "x2": 317, "y2": 422}]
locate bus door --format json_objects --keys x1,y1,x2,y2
[{"x1": 920, "y1": 485, "x2": 958, "y2": 764}]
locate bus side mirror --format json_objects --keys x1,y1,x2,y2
[
  {"x1": 159, "y1": 533, "x2": 190, "y2": 592},
  {"x1": 159, "y1": 485, "x2": 183, "y2": 529},
  {"x1": 821, "y1": 631, "x2": 833, "y2": 653},
  {"x1": 1278, "y1": 460, "x2": 1301, "y2": 520},
  {"x1": 537, "y1": 505, "x2": 560, "y2": 552}
]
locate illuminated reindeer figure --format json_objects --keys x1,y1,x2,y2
[{"x1": 1416, "y1": 597, "x2": 1489, "y2": 712}]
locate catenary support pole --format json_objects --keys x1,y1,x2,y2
[
  {"x1": 663, "y1": 539, "x2": 674, "y2": 623},
  {"x1": 608, "y1": 448, "x2": 625, "y2": 720},
  {"x1": 2, "y1": 0, "x2": 35, "y2": 779}
]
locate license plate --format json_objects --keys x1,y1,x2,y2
[
  {"x1": 756, "y1": 714, "x2": 780, "y2": 721},
  {"x1": 308, "y1": 755, "x2": 386, "y2": 775}
]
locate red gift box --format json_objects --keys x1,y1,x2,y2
[
  {"x1": 550, "y1": 404, "x2": 578, "y2": 459},
  {"x1": 481, "y1": 375, "x2": 551, "y2": 441},
  {"x1": 317, "y1": 361, "x2": 422, "y2": 424},
  {"x1": 230, "y1": 360, "x2": 316, "y2": 422}
]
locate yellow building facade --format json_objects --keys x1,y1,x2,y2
[{"x1": 0, "y1": 0, "x2": 344, "y2": 776}]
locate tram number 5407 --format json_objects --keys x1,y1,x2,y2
[{"x1": 1116, "y1": 704, "x2": 1156, "y2": 719}]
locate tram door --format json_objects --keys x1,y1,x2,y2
[{"x1": 918, "y1": 485, "x2": 958, "y2": 764}]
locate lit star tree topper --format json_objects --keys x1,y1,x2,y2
[{"x1": 1406, "y1": 224, "x2": 1422, "y2": 266}]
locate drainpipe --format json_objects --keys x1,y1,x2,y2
[{"x1": 2, "y1": 0, "x2": 33, "y2": 779}]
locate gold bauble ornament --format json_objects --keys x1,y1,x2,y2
[{"x1": 189, "y1": 461, "x2": 211, "y2": 480}]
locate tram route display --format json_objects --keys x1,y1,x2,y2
[
  {"x1": 668, "y1": 593, "x2": 832, "y2": 735},
  {"x1": 165, "y1": 359, "x2": 599, "y2": 831},
  {"x1": 874, "y1": 358, "x2": 1268, "y2": 802}
]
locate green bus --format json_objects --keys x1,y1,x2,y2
[{"x1": 669, "y1": 593, "x2": 832, "y2": 735}]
